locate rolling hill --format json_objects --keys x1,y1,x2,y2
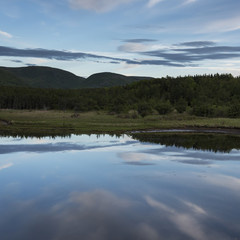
[
  {"x1": 0, "y1": 66, "x2": 153, "y2": 89},
  {"x1": 0, "y1": 66, "x2": 85, "y2": 89}
]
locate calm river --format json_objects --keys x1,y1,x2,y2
[{"x1": 0, "y1": 133, "x2": 240, "y2": 240}]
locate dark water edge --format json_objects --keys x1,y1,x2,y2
[
  {"x1": 130, "y1": 130, "x2": 240, "y2": 153},
  {"x1": 2, "y1": 128, "x2": 240, "y2": 152}
]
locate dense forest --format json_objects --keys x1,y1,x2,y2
[{"x1": 1, "y1": 74, "x2": 240, "y2": 118}]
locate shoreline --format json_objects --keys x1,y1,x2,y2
[{"x1": 1, "y1": 110, "x2": 240, "y2": 137}]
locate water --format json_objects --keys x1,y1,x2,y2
[{"x1": 0, "y1": 134, "x2": 240, "y2": 240}]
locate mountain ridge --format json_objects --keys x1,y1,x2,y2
[{"x1": 0, "y1": 66, "x2": 153, "y2": 89}]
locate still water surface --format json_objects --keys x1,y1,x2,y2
[{"x1": 0, "y1": 134, "x2": 240, "y2": 240}]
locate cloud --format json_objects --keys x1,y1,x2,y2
[
  {"x1": 68, "y1": 0, "x2": 166, "y2": 12},
  {"x1": 0, "y1": 45, "x2": 185, "y2": 67},
  {"x1": 130, "y1": 59, "x2": 185, "y2": 67},
  {"x1": 141, "y1": 43, "x2": 240, "y2": 64},
  {"x1": 147, "y1": 0, "x2": 164, "y2": 8},
  {"x1": 177, "y1": 41, "x2": 216, "y2": 47},
  {"x1": 183, "y1": 0, "x2": 197, "y2": 5},
  {"x1": 68, "y1": 0, "x2": 132, "y2": 12},
  {"x1": 200, "y1": 16, "x2": 240, "y2": 33},
  {"x1": 10, "y1": 59, "x2": 23, "y2": 63},
  {"x1": 175, "y1": 46, "x2": 240, "y2": 54},
  {"x1": 2, "y1": 42, "x2": 240, "y2": 69},
  {"x1": 118, "y1": 39, "x2": 157, "y2": 53},
  {"x1": 117, "y1": 40, "x2": 240, "y2": 66},
  {"x1": 118, "y1": 43, "x2": 149, "y2": 52},
  {"x1": 0, "y1": 30, "x2": 12, "y2": 38},
  {"x1": 0, "y1": 45, "x2": 128, "y2": 64},
  {"x1": 123, "y1": 39, "x2": 157, "y2": 43}
]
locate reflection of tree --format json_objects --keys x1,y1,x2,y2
[{"x1": 131, "y1": 132, "x2": 240, "y2": 152}]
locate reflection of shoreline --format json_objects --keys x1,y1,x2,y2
[
  {"x1": 128, "y1": 127, "x2": 240, "y2": 135},
  {"x1": 130, "y1": 131, "x2": 240, "y2": 153}
]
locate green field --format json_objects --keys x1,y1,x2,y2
[{"x1": 1, "y1": 109, "x2": 240, "y2": 137}]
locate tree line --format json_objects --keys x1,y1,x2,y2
[{"x1": 0, "y1": 73, "x2": 240, "y2": 118}]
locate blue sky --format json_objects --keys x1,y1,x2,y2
[{"x1": 0, "y1": 0, "x2": 240, "y2": 77}]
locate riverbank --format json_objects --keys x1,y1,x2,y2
[{"x1": 1, "y1": 109, "x2": 240, "y2": 137}]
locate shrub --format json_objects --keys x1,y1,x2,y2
[{"x1": 155, "y1": 101, "x2": 172, "y2": 115}]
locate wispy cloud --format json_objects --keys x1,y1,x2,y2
[
  {"x1": 147, "y1": 0, "x2": 164, "y2": 8},
  {"x1": 0, "y1": 30, "x2": 12, "y2": 38},
  {"x1": 68, "y1": 0, "x2": 133, "y2": 12},
  {"x1": 123, "y1": 39, "x2": 157, "y2": 43},
  {"x1": 176, "y1": 41, "x2": 216, "y2": 47},
  {"x1": 0, "y1": 45, "x2": 185, "y2": 67},
  {"x1": 2, "y1": 41, "x2": 240, "y2": 69},
  {"x1": 118, "y1": 42, "x2": 149, "y2": 52},
  {"x1": 136, "y1": 41, "x2": 240, "y2": 64},
  {"x1": 182, "y1": 0, "x2": 198, "y2": 5},
  {"x1": 201, "y1": 16, "x2": 240, "y2": 33},
  {"x1": 0, "y1": 46, "x2": 123, "y2": 62}
]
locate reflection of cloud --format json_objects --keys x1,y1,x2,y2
[
  {"x1": 145, "y1": 196, "x2": 225, "y2": 240},
  {"x1": 119, "y1": 150, "x2": 214, "y2": 166},
  {"x1": 0, "y1": 162, "x2": 13, "y2": 171},
  {"x1": 176, "y1": 159, "x2": 212, "y2": 165},
  {"x1": 37, "y1": 190, "x2": 134, "y2": 240},
  {"x1": 181, "y1": 200, "x2": 207, "y2": 215},
  {"x1": 203, "y1": 175, "x2": 240, "y2": 193},
  {"x1": 0, "y1": 141, "x2": 137, "y2": 154},
  {"x1": 135, "y1": 223, "x2": 159, "y2": 240},
  {"x1": 119, "y1": 152, "x2": 157, "y2": 166}
]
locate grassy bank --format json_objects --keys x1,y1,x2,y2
[{"x1": 0, "y1": 109, "x2": 240, "y2": 137}]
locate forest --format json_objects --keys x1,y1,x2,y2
[{"x1": 0, "y1": 73, "x2": 240, "y2": 118}]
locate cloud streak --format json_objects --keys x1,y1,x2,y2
[
  {"x1": 147, "y1": 0, "x2": 164, "y2": 8},
  {"x1": 0, "y1": 30, "x2": 12, "y2": 38},
  {"x1": 0, "y1": 45, "x2": 185, "y2": 67},
  {"x1": 1, "y1": 41, "x2": 240, "y2": 69},
  {"x1": 139, "y1": 42, "x2": 240, "y2": 64},
  {"x1": 68, "y1": 0, "x2": 133, "y2": 12}
]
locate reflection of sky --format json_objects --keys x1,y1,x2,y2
[{"x1": 0, "y1": 134, "x2": 240, "y2": 239}]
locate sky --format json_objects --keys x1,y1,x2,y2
[{"x1": 0, "y1": 0, "x2": 240, "y2": 78}]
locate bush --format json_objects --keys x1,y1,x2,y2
[
  {"x1": 137, "y1": 103, "x2": 152, "y2": 117},
  {"x1": 228, "y1": 104, "x2": 240, "y2": 117},
  {"x1": 155, "y1": 101, "x2": 172, "y2": 115},
  {"x1": 175, "y1": 98, "x2": 188, "y2": 113}
]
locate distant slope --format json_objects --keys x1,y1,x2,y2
[
  {"x1": 85, "y1": 72, "x2": 152, "y2": 88},
  {"x1": 0, "y1": 68, "x2": 25, "y2": 87},
  {"x1": 0, "y1": 66, "x2": 85, "y2": 89},
  {"x1": 0, "y1": 66, "x2": 153, "y2": 89}
]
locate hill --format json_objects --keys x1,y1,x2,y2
[
  {"x1": 85, "y1": 72, "x2": 152, "y2": 88},
  {"x1": 0, "y1": 66, "x2": 85, "y2": 89},
  {"x1": 0, "y1": 66, "x2": 152, "y2": 89},
  {"x1": 0, "y1": 68, "x2": 26, "y2": 87}
]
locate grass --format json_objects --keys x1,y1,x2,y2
[{"x1": 0, "y1": 109, "x2": 240, "y2": 137}]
